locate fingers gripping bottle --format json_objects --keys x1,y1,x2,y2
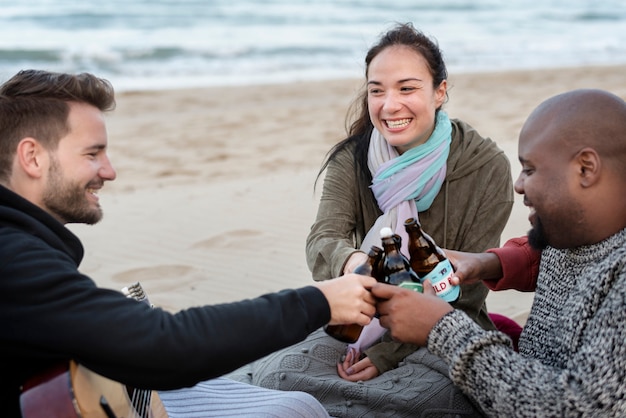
[
  {"x1": 379, "y1": 227, "x2": 423, "y2": 292},
  {"x1": 323, "y1": 245, "x2": 384, "y2": 343},
  {"x1": 403, "y1": 217, "x2": 460, "y2": 302}
]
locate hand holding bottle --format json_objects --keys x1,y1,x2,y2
[
  {"x1": 372, "y1": 279, "x2": 454, "y2": 347},
  {"x1": 314, "y1": 273, "x2": 377, "y2": 327},
  {"x1": 444, "y1": 248, "x2": 503, "y2": 286},
  {"x1": 325, "y1": 246, "x2": 384, "y2": 343},
  {"x1": 404, "y1": 218, "x2": 460, "y2": 302},
  {"x1": 342, "y1": 251, "x2": 370, "y2": 274}
]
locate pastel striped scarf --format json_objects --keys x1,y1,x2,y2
[
  {"x1": 349, "y1": 111, "x2": 452, "y2": 353},
  {"x1": 360, "y1": 111, "x2": 451, "y2": 256}
]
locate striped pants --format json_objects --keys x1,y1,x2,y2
[{"x1": 159, "y1": 377, "x2": 330, "y2": 417}]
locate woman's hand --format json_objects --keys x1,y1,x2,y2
[
  {"x1": 342, "y1": 251, "x2": 369, "y2": 274},
  {"x1": 336, "y1": 347, "x2": 380, "y2": 382}
]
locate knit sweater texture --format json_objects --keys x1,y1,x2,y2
[{"x1": 429, "y1": 228, "x2": 626, "y2": 417}]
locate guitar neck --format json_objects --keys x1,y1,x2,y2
[{"x1": 121, "y1": 282, "x2": 153, "y2": 307}]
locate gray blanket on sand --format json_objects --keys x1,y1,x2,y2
[{"x1": 225, "y1": 328, "x2": 483, "y2": 417}]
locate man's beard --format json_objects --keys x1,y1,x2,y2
[
  {"x1": 528, "y1": 217, "x2": 549, "y2": 250},
  {"x1": 42, "y1": 159, "x2": 103, "y2": 225}
]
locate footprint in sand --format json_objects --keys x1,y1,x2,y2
[
  {"x1": 112, "y1": 265, "x2": 196, "y2": 292},
  {"x1": 191, "y1": 229, "x2": 264, "y2": 249}
]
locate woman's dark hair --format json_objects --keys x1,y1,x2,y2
[{"x1": 315, "y1": 22, "x2": 448, "y2": 189}]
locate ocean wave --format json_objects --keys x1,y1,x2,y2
[{"x1": 1, "y1": 0, "x2": 625, "y2": 90}]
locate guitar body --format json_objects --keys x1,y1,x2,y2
[
  {"x1": 21, "y1": 361, "x2": 168, "y2": 418},
  {"x1": 20, "y1": 283, "x2": 168, "y2": 418},
  {"x1": 20, "y1": 363, "x2": 77, "y2": 418}
]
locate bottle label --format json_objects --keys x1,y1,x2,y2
[
  {"x1": 398, "y1": 281, "x2": 423, "y2": 293},
  {"x1": 421, "y1": 259, "x2": 459, "y2": 302}
]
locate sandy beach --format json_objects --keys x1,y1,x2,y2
[{"x1": 68, "y1": 64, "x2": 626, "y2": 324}]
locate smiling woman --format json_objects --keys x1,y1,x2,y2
[
  {"x1": 229, "y1": 22, "x2": 515, "y2": 416},
  {"x1": 366, "y1": 46, "x2": 447, "y2": 154}
]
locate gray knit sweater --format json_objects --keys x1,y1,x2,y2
[{"x1": 429, "y1": 228, "x2": 626, "y2": 417}]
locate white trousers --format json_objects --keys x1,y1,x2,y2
[{"x1": 159, "y1": 377, "x2": 330, "y2": 417}]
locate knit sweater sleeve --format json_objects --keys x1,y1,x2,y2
[{"x1": 428, "y1": 289, "x2": 626, "y2": 418}]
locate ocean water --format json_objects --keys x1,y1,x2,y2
[{"x1": 1, "y1": 0, "x2": 625, "y2": 90}]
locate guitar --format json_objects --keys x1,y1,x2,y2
[{"x1": 20, "y1": 282, "x2": 169, "y2": 418}]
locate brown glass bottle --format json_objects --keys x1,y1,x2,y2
[
  {"x1": 379, "y1": 227, "x2": 420, "y2": 286},
  {"x1": 404, "y1": 218, "x2": 446, "y2": 275},
  {"x1": 323, "y1": 245, "x2": 383, "y2": 343},
  {"x1": 404, "y1": 217, "x2": 459, "y2": 302}
]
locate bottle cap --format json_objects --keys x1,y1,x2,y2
[{"x1": 380, "y1": 227, "x2": 393, "y2": 238}]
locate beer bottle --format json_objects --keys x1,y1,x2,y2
[
  {"x1": 404, "y1": 217, "x2": 459, "y2": 302},
  {"x1": 379, "y1": 227, "x2": 422, "y2": 291},
  {"x1": 323, "y1": 245, "x2": 384, "y2": 343}
]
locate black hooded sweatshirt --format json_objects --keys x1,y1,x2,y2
[{"x1": 0, "y1": 185, "x2": 329, "y2": 417}]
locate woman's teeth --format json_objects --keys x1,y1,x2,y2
[{"x1": 386, "y1": 118, "x2": 411, "y2": 128}]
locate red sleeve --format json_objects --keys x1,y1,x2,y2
[{"x1": 483, "y1": 236, "x2": 540, "y2": 292}]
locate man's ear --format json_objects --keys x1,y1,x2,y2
[
  {"x1": 577, "y1": 147, "x2": 600, "y2": 188},
  {"x1": 15, "y1": 138, "x2": 48, "y2": 179}
]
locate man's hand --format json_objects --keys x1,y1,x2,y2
[
  {"x1": 444, "y1": 249, "x2": 502, "y2": 286},
  {"x1": 336, "y1": 347, "x2": 380, "y2": 382},
  {"x1": 314, "y1": 274, "x2": 377, "y2": 326},
  {"x1": 372, "y1": 280, "x2": 453, "y2": 346}
]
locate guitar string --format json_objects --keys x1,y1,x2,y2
[{"x1": 130, "y1": 387, "x2": 152, "y2": 418}]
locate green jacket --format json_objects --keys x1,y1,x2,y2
[{"x1": 306, "y1": 118, "x2": 514, "y2": 373}]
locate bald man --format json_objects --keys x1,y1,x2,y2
[{"x1": 372, "y1": 89, "x2": 626, "y2": 417}]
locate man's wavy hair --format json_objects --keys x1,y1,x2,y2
[{"x1": 0, "y1": 69, "x2": 115, "y2": 181}]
